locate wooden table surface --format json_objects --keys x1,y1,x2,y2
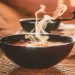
[{"x1": 0, "y1": 23, "x2": 75, "y2": 75}]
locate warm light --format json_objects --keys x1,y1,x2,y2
[{"x1": 70, "y1": 0, "x2": 75, "y2": 7}]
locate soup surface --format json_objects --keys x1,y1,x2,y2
[{"x1": 9, "y1": 40, "x2": 67, "y2": 47}]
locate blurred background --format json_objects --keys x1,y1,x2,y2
[{"x1": 0, "y1": 0, "x2": 75, "y2": 37}]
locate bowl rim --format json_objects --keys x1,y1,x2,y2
[
  {"x1": 19, "y1": 18, "x2": 41, "y2": 22},
  {"x1": 0, "y1": 34, "x2": 74, "y2": 48}
]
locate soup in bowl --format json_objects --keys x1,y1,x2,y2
[{"x1": 0, "y1": 34, "x2": 74, "y2": 68}]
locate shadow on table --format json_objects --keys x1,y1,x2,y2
[
  {"x1": 67, "y1": 55, "x2": 75, "y2": 59},
  {"x1": 9, "y1": 67, "x2": 66, "y2": 75},
  {"x1": 0, "y1": 49, "x2": 3, "y2": 57}
]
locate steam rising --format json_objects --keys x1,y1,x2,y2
[{"x1": 25, "y1": 3, "x2": 67, "y2": 42}]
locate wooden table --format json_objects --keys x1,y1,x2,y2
[{"x1": 0, "y1": 23, "x2": 75, "y2": 75}]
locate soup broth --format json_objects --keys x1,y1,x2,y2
[{"x1": 9, "y1": 40, "x2": 67, "y2": 47}]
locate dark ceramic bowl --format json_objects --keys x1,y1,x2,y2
[
  {"x1": 0, "y1": 34, "x2": 74, "y2": 69},
  {"x1": 20, "y1": 11, "x2": 75, "y2": 32},
  {"x1": 20, "y1": 18, "x2": 60, "y2": 32}
]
